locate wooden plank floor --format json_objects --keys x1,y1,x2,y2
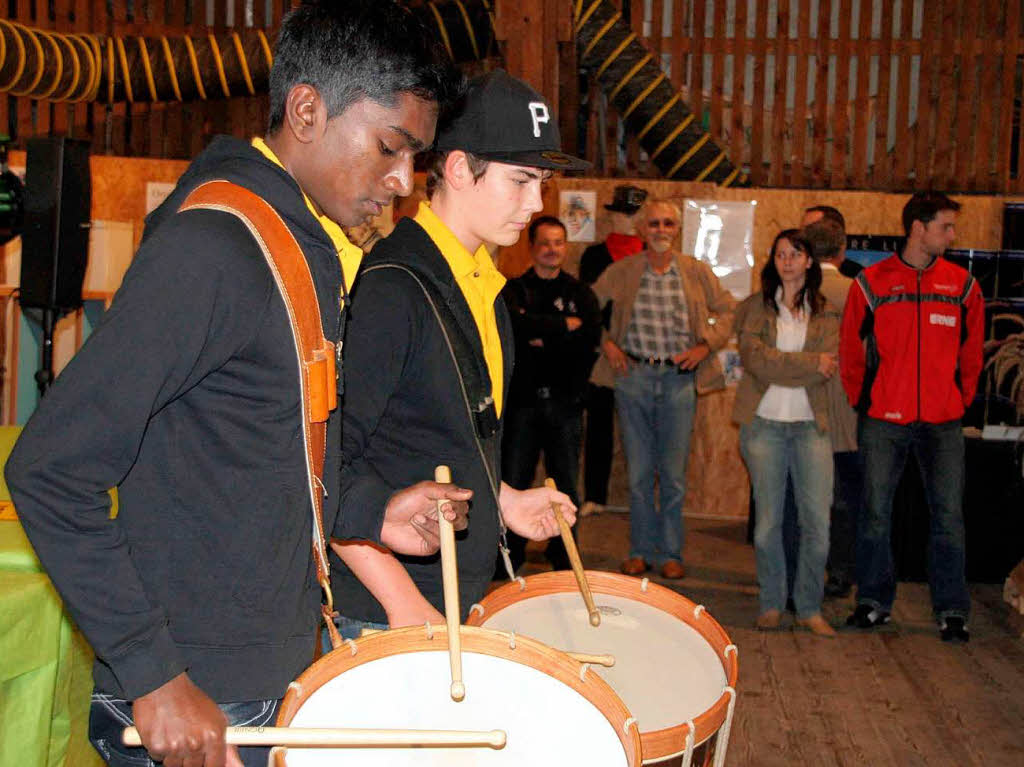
[{"x1": 510, "y1": 512, "x2": 1024, "y2": 767}]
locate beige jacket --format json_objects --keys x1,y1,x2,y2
[
  {"x1": 819, "y1": 264, "x2": 858, "y2": 452},
  {"x1": 590, "y1": 251, "x2": 736, "y2": 393},
  {"x1": 732, "y1": 293, "x2": 841, "y2": 434}
]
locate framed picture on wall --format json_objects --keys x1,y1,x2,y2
[{"x1": 559, "y1": 190, "x2": 596, "y2": 243}]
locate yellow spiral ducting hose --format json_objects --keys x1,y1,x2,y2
[
  {"x1": 0, "y1": 20, "x2": 273, "y2": 104},
  {"x1": 0, "y1": 1, "x2": 496, "y2": 105}
]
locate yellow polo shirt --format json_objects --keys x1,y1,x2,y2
[
  {"x1": 414, "y1": 201, "x2": 506, "y2": 416},
  {"x1": 250, "y1": 137, "x2": 363, "y2": 300}
]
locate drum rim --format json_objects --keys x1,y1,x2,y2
[
  {"x1": 274, "y1": 623, "x2": 643, "y2": 766},
  {"x1": 466, "y1": 571, "x2": 739, "y2": 759}
]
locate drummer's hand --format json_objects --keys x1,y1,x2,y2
[
  {"x1": 381, "y1": 481, "x2": 473, "y2": 556},
  {"x1": 498, "y1": 482, "x2": 577, "y2": 541},
  {"x1": 131, "y1": 673, "x2": 242, "y2": 767}
]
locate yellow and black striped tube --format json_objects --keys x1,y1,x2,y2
[
  {"x1": 0, "y1": 1, "x2": 496, "y2": 105},
  {"x1": 575, "y1": 0, "x2": 744, "y2": 186},
  {"x1": 0, "y1": 22, "x2": 274, "y2": 104},
  {"x1": 418, "y1": 0, "x2": 496, "y2": 63}
]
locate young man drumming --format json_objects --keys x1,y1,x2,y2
[
  {"x1": 5, "y1": 4, "x2": 466, "y2": 766},
  {"x1": 330, "y1": 70, "x2": 589, "y2": 631}
]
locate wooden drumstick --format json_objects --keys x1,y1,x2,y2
[
  {"x1": 435, "y1": 464, "x2": 465, "y2": 701},
  {"x1": 123, "y1": 726, "x2": 506, "y2": 749},
  {"x1": 565, "y1": 652, "x2": 615, "y2": 667},
  {"x1": 545, "y1": 478, "x2": 601, "y2": 627}
]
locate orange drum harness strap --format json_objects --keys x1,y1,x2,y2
[{"x1": 179, "y1": 179, "x2": 342, "y2": 650}]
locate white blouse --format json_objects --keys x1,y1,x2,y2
[{"x1": 755, "y1": 291, "x2": 815, "y2": 422}]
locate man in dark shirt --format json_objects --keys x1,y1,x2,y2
[
  {"x1": 501, "y1": 215, "x2": 602, "y2": 570},
  {"x1": 3, "y1": 4, "x2": 466, "y2": 766}
]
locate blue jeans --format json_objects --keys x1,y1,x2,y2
[
  {"x1": 740, "y1": 417, "x2": 833, "y2": 618},
  {"x1": 614, "y1": 365, "x2": 696, "y2": 566},
  {"x1": 89, "y1": 692, "x2": 279, "y2": 767},
  {"x1": 856, "y1": 417, "x2": 969, "y2": 620},
  {"x1": 321, "y1": 615, "x2": 389, "y2": 655}
]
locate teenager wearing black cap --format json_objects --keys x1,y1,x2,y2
[{"x1": 329, "y1": 70, "x2": 587, "y2": 631}]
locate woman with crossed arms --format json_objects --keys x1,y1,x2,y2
[{"x1": 733, "y1": 229, "x2": 841, "y2": 637}]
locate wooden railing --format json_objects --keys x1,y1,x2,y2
[{"x1": 592, "y1": 0, "x2": 1024, "y2": 192}]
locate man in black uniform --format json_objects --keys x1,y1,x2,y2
[{"x1": 501, "y1": 215, "x2": 602, "y2": 571}]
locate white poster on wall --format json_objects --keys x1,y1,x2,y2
[{"x1": 682, "y1": 199, "x2": 756, "y2": 300}]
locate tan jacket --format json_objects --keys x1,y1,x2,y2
[
  {"x1": 732, "y1": 293, "x2": 841, "y2": 434},
  {"x1": 820, "y1": 265, "x2": 858, "y2": 452},
  {"x1": 590, "y1": 251, "x2": 736, "y2": 393}
]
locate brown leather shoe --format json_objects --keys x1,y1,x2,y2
[
  {"x1": 620, "y1": 557, "x2": 648, "y2": 575},
  {"x1": 756, "y1": 609, "x2": 783, "y2": 630},
  {"x1": 797, "y1": 614, "x2": 837, "y2": 638},
  {"x1": 660, "y1": 561, "x2": 686, "y2": 579}
]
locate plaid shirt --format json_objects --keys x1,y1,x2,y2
[{"x1": 621, "y1": 261, "x2": 694, "y2": 359}]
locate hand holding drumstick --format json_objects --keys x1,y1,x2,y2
[
  {"x1": 497, "y1": 482, "x2": 576, "y2": 540},
  {"x1": 123, "y1": 726, "x2": 506, "y2": 749},
  {"x1": 544, "y1": 478, "x2": 601, "y2": 627},
  {"x1": 435, "y1": 465, "x2": 465, "y2": 701}
]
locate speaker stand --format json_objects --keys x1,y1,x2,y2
[{"x1": 33, "y1": 307, "x2": 57, "y2": 397}]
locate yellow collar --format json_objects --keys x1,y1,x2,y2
[
  {"x1": 413, "y1": 200, "x2": 506, "y2": 415},
  {"x1": 413, "y1": 200, "x2": 496, "y2": 278},
  {"x1": 250, "y1": 137, "x2": 352, "y2": 251},
  {"x1": 250, "y1": 137, "x2": 363, "y2": 290}
]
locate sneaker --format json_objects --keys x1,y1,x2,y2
[
  {"x1": 940, "y1": 616, "x2": 970, "y2": 643},
  {"x1": 845, "y1": 604, "x2": 891, "y2": 629}
]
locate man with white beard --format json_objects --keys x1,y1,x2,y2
[{"x1": 591, "y1": 199, "x2": 735, "y2": 579}]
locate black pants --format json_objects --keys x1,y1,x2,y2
[
  {"x1": 583, "y1": 383, "x2": 615, "y2": 505},
  {"x1": 827, "y1": 450, "x2": 863, "y2": 583},
  {"x1": 781, "y1": 449, "x2": 863, "y2": 591},
  {"x1": 500, "y1": 396, "x2": 583, "y2": 572}
]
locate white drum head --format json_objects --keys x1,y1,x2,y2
[
  {"x1": 280, "y1": 648, "x2": 630, "y2": 766},
  {"x1": 480, "y1": 592, "x2": 727, "y2": 733}
]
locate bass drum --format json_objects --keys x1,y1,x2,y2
[
  {"x1": 271, "y1": 624, "x2": 643, "y2": 766},
  {"x1": 466, "y1": 571, "x2": 739, "y2": 765}
]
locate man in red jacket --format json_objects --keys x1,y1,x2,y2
[{"x1": 840, "y1": 191, "x2": 983, "y2": 642}]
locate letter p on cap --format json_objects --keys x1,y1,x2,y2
[{"x1": 529, "y1": 102, "x2": 550, "y2": 138}]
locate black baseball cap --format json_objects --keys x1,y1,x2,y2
[
  {"x1": 605, "y1": 185, "x2": 648, "y2": 214},
  {"x1": 435, "y1": 69, "x2": 590, "y2": 172}
]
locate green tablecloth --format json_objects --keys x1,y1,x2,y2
[{"x1": 0, "y1": 425, "x2": 104, "y2": 767}]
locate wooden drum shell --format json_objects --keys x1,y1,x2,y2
[
  {"x1": 466, "y1": 571, "x2": 739, "y2": 763},
  {"x1": 272, "y1": 624, "x2": 643, "y2": 766}
]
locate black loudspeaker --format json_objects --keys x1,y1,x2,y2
[
  {"x1": 19, "y1": 137, "x2": 91, "y2": 311},
  {"x1": 1001, "y1": 202, "x2": 1024, "y2": 250}
]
